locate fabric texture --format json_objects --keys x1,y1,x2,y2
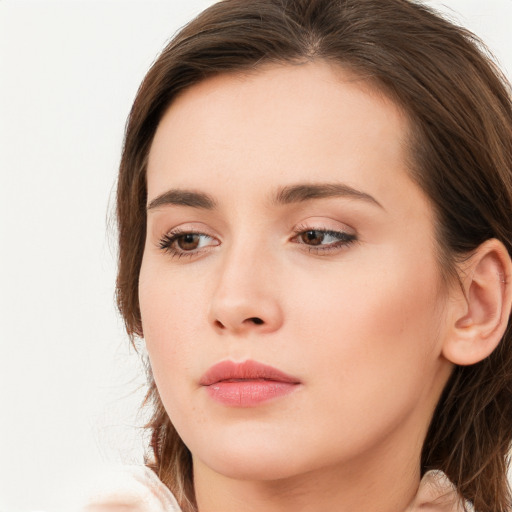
[
  {"x1": 82, "y1": 465, "x2": 469, "y2": 512},
  {"x1": 81, "y1": 465, "x2": 181, "y2": 512},
  {"x1": 406, "y1": 470, "x2": 471, "y2": 511}
]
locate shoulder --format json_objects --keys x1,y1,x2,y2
[{"x1": 81, "y1": 465, "x2": 182, "y2": 512}]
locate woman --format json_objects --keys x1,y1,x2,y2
[{"x1": 86, "y1": 0, "x2": 512, "y2": 510}]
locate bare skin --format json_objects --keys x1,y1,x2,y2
[{"x1": 139, "y1": 61, "x2": 510, "y2": 511}]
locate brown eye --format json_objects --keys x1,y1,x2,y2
[
  {"x1": 300, "y1": 230, "x2": 325, "y2": 246},
  {"x1": 159, "y1": 231, "x2": 219, "y2": 256},
  {"x1": 176, "y1": 233, "x2": 201, "y2": 251},
  {"x1": 293, "y1": 228, "x2": 357, "y2": 252}
]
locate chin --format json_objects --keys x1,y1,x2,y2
[
  {"x1": 187, "y1": 427, "x2": 314, "y2": 481},
  {"x1": 198, "y1": 448, "x2": 306, "y2": 481}
]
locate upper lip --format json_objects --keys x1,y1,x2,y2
[{"x1": 199, "y1": 360, "x2": 301, "y2": 386}]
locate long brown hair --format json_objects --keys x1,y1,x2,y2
[{"x1": 116, "y1": 1, "x2": 512, "y2": 510}]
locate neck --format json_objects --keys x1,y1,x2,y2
[{"x1": 193, "y1": 434, "x2": 423, "y2": 512}]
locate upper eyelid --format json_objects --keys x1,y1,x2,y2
[
  {"x1": 160, "y1": 230, "x2": 217, "y2": 244},
  {"x1": 158, "y1": 227, "x2": 355, "y2": 253},
  {"x1": 159, "y1": 224, "x2": 217, "y2": 239},
  {"x1": 293, "y1": 221, "x2": 356, "y2": 235},
  {"x1": 157, "y1": 231, "x2": 218, "y2": 257},
  {"x1": 291, "y1": 229, "x2": 357, "y2": 244},
  {"x1": 157, "y1": 223, "x2": 355, "y2": 239}
]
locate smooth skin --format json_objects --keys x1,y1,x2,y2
[{"x1": 139, "y1": 61, "x2": 512, "y2": 512}]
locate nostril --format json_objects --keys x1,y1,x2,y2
[{"x1": 213, "y1": 316, "x2": 266, "y2": 330}]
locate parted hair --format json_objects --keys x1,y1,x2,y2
[{"x1": 115, "y1": 1, "x2": 512, "y2": 511}]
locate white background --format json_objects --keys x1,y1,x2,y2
[{"x1": 1, "y1": 1, "x2": 511, "y2": 511}]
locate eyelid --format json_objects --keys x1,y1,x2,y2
[
  {"x1": 157, "y1": 225, "x2": 220, "y2": 258},
  {"x1": 156, "y1": 222, "x2": 218, "y2": 242},
  {"x1": 155, "y1": 219, "x2": 358, "y2": 259},
  {"x1": 294, "y1": 217, "x2": 355, "y2": 235},
  {"x1": 291, "y1": 222, "x2": 358, "y2": 253},
  {"x1": 292, "y1": 219, "x2": 356, "y2": 238}
]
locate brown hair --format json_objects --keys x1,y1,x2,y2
[{"x1": 116, "y1": 1, "x2": 512, "y2": 510}]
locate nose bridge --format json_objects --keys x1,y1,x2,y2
[{"x1": 209, "y1": 232, "x2": 283, "y2": 334}]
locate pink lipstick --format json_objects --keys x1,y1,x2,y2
[{"x1": 200, "y1": 360, "x2": 301, "y2": 407}]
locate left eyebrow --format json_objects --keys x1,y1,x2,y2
[{"x1": 272, "y1": 182, "x2": 384, "y2": 209}]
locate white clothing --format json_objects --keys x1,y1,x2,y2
[
  {"x1": 81, "y1": 465, "x2": 469, "y2": 512},
  {"x1": 81, "y1": 465, "x2": 181, "y2": 512}
]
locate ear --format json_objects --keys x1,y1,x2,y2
[{"x1": 442, "y1": 239, "x2": 512, "y2": 366}]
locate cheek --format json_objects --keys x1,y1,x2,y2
[
  {"x1": 139, "y1": 268, "x2": 210, "y2": 437},
  {"x1": 138, "y1": 259, "x2": 205, "y2": 380},
  {"x1": 285, "y1": 247, "x2": 445, "y2": 413}
]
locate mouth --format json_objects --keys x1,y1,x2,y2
[{"x1": 199, "y1": 360, "x2": 301, "y2": 407}]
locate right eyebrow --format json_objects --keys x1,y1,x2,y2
[{"x1": 147, "y1": 189, "x2": 217, "y2": 211}]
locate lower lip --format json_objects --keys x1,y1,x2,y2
[{"x1": 204, "y1": 380, "x2": 299, "y2": 407}]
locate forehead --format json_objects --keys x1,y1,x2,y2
[{"x1": 147, "y1": 61, "x2": 415, "y2": 212}]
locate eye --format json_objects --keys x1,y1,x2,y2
[
  {"x1": 292, "y1": 226, "x2": 357, "y2": 253},
  {"x1": 159, "y1": 229, "x2": 219, "y2": 258}
]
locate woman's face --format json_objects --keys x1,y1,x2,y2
[{"x1": 139, "y1": 62, "x2": 454, "y2": 483}]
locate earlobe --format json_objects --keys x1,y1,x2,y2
[{"x1": 442, "y1": 239, "x2": 512, "y2": 366}]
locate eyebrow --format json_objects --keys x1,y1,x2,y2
[
  {"x1": 272, "y1": 182, "x2": 384, "y2": 209},
  {"x1": 147, "y1": 189, "x2": 217, "y2": 210},
  {"x1": 146, "y1": 182, "x2": 383, "y2": 211}
]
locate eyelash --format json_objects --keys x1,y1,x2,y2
[
  {"x1": 158, "y1": 228, "x2": 216, "y2": 259},
  {"x1": 158, "y1": 225, "x2": 357, "y2": 258},
  {"x1": 291, "y1": 224, "x2": 357, "y2": 254}
]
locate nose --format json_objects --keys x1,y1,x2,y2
[{"x1": 208, "y1": 245, "x2": 284, "y2": 336}]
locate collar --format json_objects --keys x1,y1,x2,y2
[
  {"x1": 407, "y1": 470, "x2": 470, "y2": 512},
  {"x1": 83, "y1": 466, "x2": 470, "y2": 512}
]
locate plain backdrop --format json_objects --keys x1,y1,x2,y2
[{"x1": 1, "y1": 1, "x2": 511, "y2": 511}]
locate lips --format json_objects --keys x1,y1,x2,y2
[{"x1": 200, "y1": 360, "x2": 301, "y2": 407}]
